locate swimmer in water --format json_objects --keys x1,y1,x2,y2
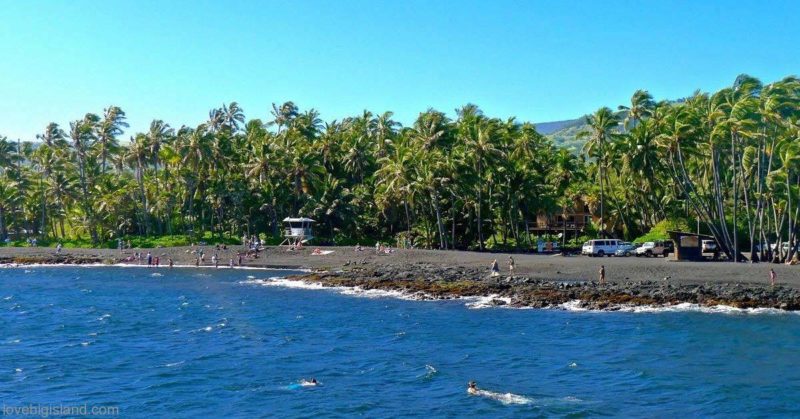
[
  {"x1": 301, "y1": 378, "x2": 318, "y2": 386},
  {"x1": 467, "y1": 381, "x2": 478, "y2": 395}
]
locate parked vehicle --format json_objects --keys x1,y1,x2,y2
[
  {"x1": 635, "y1": 240, "x2": 674, "y2": 257},
  {"x1": 615, "y1": 242, "x2": 637, "y2": 257},
  {"x1": 582, "y1": 239, "x2": 625, "y2": 257},
  {"x1": 701, "y1": 240, "x2": 717, "y2": 253}
]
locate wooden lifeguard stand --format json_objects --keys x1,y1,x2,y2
[{"x1": 280, "y1": 217, "x2": 315, "y2": 247}]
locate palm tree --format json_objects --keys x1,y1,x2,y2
[
  {"x1": 460, "y1": 115, "x2": 504, "y2": 250},
  {"x1": 69, "y1": 116, "x2": 99, "y2": 243},
  {"x1": 95, "y1": 106, "x2": 128, "y2": 174},
  {"x1": 619, "y1": 90, "x2": 655, "y2": 130},
  {"x1": 578, "y1": 107, "x2": 619, "y2": 237}
]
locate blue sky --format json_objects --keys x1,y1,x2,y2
[{"x1": 1, "y1": 0, "x2": 798, "y2": 140}]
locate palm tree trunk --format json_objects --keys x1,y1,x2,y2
[
  {"x1": 477, "y1": 160, "x2": 484, "y2": 250},
  {"x1": 732, "y1": 135, "x2": 739, "y2": 261},
  {"x1": 0, "y1": 206, "x2": 6, "y2": 240},
  {"x1": 599, "y1": 160, "x2": 605, "y2": 238},
  {"x1": 432, "y1": 191, "x2": 445, "y2": 249},
  {"x1": 39, "y1": 176, "x2": 47, "y2": 239}
]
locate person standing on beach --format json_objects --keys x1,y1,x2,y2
[
  {"x1": 770, "y1": 268, "x2": 777, "y2": 287},
  {"x1": 146, "y1": 252, "x2": 153, "y2": 267},
  {"x1": 229, "y1": 258, "x2": 234, "y2": 268},
  {"x1": 154, "y1": 256, "x2": 160, "y2": 267},
  {"x1": 168, "y1": 257, "x2": 173, "y2": 268},
  {"x1": 599, "y1": 265, "x2": 606, "y2": 284},
  {"x1": 490, "y1": 259, "x2": 500, "y2": 276},
  {"x1": 56, "y1": 242, "x2": 62, "y2": 254},
  {"x1": 195, "y1": 257, "x2": 200, "y2": 267},
  {"x1": 508, "y1": 256, "x2": 515, "y2": 278}
]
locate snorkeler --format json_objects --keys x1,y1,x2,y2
[{"x1": 467, "y1": 381, "x2": 478, "y2": 395}]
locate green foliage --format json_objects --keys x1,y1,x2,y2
[
  {"x1": 1, "y1": 74, "x2": 799, "y2": 262},
  {"x1": 633, "y1": 218, "x2": 690, "y2": 244}
]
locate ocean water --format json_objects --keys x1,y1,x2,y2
[{"x1": 2, "y1": 267, "x2": 800, "y2": 417}]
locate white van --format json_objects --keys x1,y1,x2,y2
[{"x1": 582, "y1": 239, "x2": 624, "y2": 257}]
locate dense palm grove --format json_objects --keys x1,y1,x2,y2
[{"x1": 1, "y1": 74, "x2": 799, "y2": 262}]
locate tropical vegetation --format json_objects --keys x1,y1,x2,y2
[{"x1": 1, "y1": 74, "x2": 799, "y2": 263}]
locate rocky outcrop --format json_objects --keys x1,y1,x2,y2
[
  {"x1": 289, "y1": 262, "x2": 800, "y2": 311},
  {"x1": 0, "y1": 254, "x2": 110, "y2": 265}
]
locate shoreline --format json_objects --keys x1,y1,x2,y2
[
  {"x1": 3, "y1": 245, "x2": 800, "y2": 311},
  {"x1": 285, "y1": 265, "x2": 800, "y2": 311}
]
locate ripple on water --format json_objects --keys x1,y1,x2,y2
[{"x1": 3, "y1": 266, "x2": 800, "y2": 417}]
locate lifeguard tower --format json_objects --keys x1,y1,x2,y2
[{"x1": 280, "y1": 217, "x2": 315, "y2": 247}]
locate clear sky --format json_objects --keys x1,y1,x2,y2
[{"x1": 1, "y1": 0, "x2": 798, "y2": 140}]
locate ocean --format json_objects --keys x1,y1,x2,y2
[{"x1": 1, "y1": 266, "x2": 799, "y2": 417}]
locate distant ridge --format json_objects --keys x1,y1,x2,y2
[
  {"x1": 535, "y1": 116, "x2": 589, "y2": 153},
  {"x1": 533, "y1": 116, "x2": 586, "y2": 135}
]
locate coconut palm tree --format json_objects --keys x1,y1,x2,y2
[{"x1": 578, "y1": 107, "x2": 619, "y2": 237}]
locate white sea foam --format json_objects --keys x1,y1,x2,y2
[
  {"x1": 241, "y1": 277, "x2": 799, "y2": 316},
  {"x1": 241, "y1": 277, "x2": 438, "y2": 302},
  {"x1": 557, "y1": 300, "x2": 799, "y2": 315},
  {"x1": 240, "y1": 277, "x2": 328, "y2": 290},
  {"x1": 164, "y1": 361, "x2": 185, "y2": 367},
  {"x1": 464, "y1": 295, "x2": 513, "y2": 309},
  {"x1": 418, "y1": 364, "x2": 438, "y2": 380},
  {"x1": 150, "y1": 272, "x2": 163, "y2": 277},
  {"x1": 472, "y1": 389, "x2": 533, "y2": 405}
]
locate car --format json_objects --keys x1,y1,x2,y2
[
  {"x1": 582, "y1": 239, "x2": 625, "y2": 257},
  {"x1": 635, "y1": 240, "x2": 674, "y2": 257},
  {"x1": 701, "y1": 240, "x2": 717, "y2": 253},
  {"x1": 614, "y1": 242, "x2": 637, "y2": 257}
]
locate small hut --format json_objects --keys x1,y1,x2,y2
[
  {"x1": 280, "y1": 217, "x2": 315, "y2": 247},
  {"x1": 667, "y1": 230, "x2": 715, "y2": 261}
]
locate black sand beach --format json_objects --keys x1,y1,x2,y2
[{"x1": 3, "y1": 246, "x2": 800, "y2": 310}]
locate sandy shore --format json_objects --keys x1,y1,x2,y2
[{"x1": 1, "y1": 245, "x2": 799, "y2": 287}]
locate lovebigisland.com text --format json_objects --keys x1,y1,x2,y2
[{"x1": 2, "y1": 404, "x2": 119, "y2": 417}]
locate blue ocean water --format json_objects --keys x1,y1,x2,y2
[{"x1": 1, "y1": 267, "x2": 799, "y2": 417}]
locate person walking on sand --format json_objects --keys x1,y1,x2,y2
[
  {"x1": 599, "y1": 265, "x2": 606, "y2": 284},
  {"x1": 508, "y1": 256, "x2": 515, "y2": 278},
  {"x1": 770, "y1": 268, "x2": 777, "y2": 287},
  {"x1": 490, "y1": 259, "x2": 500, "y2": 277},
  {"x1": 168, "y1": 258, "x2": 173, "y2": 268}
]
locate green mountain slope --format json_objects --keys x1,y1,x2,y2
[{"x1": 535, "y1": 116, "x2": 589, "y2": 153}]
